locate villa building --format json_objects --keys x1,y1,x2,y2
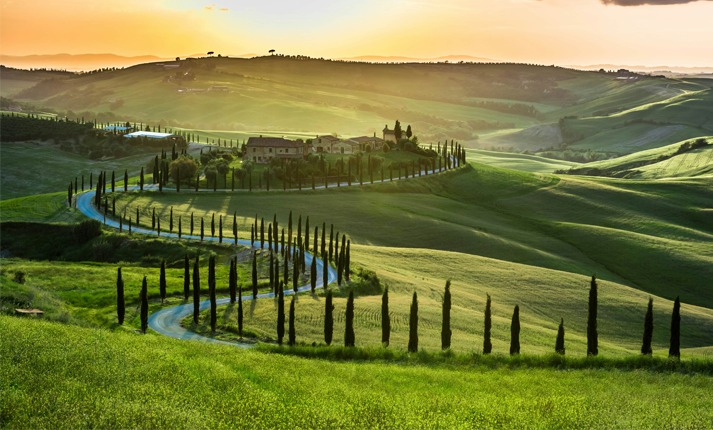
[{"x1": 244, "y1": 136, "x2": 307, "y2": 163}]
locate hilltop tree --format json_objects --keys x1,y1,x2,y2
[
  {"x1": 345, "y1": 289, "x2": 355, "y2": 347},
  {"x1": 510, "y1": 305, "x2": 520, "y2": 355},
  {"x1": 116, "y1": 267, "x2": 125, "y2": 325},
  {"x1": 140, "y1": 276, "x2": 148, "y2": 334},
  {"x1": 406, "y1": 124, "x2": 412, "y2": 139},
  {"x1": 441, "y1": 280, "x2": 451, "y2": 350},
  {"x1": 555, "y1": 318, "x2": 565, "y2": 355},
  {"x1": 669, "y1": 296, "x2": 681, "y2": 359},
  {"x1": 408, "y1": 291, "x2": 418, "y2": 353},
  {"x1": 288, "y1": 296, "x2": 296, "y2": 346},
  {"x1": 394, "y1": 120, "x2": 402, "y2": 140},
  {"x1": 183, "y1": 255, "x2": 190, "y2": 300},
  {"x1": 159, "y1": 260, "x2": 167, "y2": 304},
  {"x1": 381, "y1": 286, "x2": 390, "y2": 347},
  {"x1": 209, "y1": 256, "x2": 217, "y2": 332},
  {"x1": 193, "y1": 256, "x2": 200, "y2": 324},
  {"x1": 277, "y1": 281, "x2": 285, "y2": 345},
  {"x1": 325, "y1": 290, "x2": 334, "y2": 345},
  {"x1": 587, "y1": 275, "x2": 598, "y2": 356},
  {"x1": 252, "y1": 251, "x2": 258, "y2": 299},
  {"x1": 483, "y1": 293, "x2": 492, "y2": 354},
  {"x1": 642, "y1": 297, "x2": 654, "y2": 355}
]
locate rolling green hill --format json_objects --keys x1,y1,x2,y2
[{"x1": 563, "y1": 137, "x2": 713, "y2": 178}]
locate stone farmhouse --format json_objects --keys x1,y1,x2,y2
[
  {"x1": 311, "y1": 133, "x2": 386, "y2": 154},
  {"x1": 244, "y1": 136, "x2": 308, "y2": 163}
]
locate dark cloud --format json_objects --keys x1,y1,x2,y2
[{"x1": 601, "y1": 0, "x2": 709, "y2": 6}]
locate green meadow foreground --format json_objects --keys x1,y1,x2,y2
[{"x1": 3, "y1": 316, "x2": 713, "y2": 429}]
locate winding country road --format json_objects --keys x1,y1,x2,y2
[
  {"x1": 75, "y1": 159, "x2": 455, "y2": 347},
  {"x1": 76, "y1": 190, "x2": 337, "y2": 348}
]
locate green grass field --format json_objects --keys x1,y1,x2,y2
[{"x1": 465, "y1": 148, "x2": 579, "y2": 173}]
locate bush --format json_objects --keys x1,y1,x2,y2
[
  {"x1": 73, "y1": 219, "x2": 102, "y2": 244},
  {"x1": 382, "y1": 142, "x2": 391, "y2": 153},
  {"x1": 169, "y1": 155, "x2": 200, "y2": 183},
  {"x1": 14, "y1": 271, "x2": 26, "y2": 284},
  {"x1": 92, "y1": 239, "x2": 114, "y2": 262}
]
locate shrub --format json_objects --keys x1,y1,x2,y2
[
  {"x1": 73, "y1": 219, "x2": 102, "y2": 244},
  {"x1": 169, "y1": 155, "x2": 199, "y2": 183},
  {"x1": 13, "y1": 271, "x2": 26, "y2": 284},
  {"x1": 92, "y1": 239, "x2": 113, "y2": 262},
  {"x1": 382, "y1": 142, "x2": 391, "y2": 153}
]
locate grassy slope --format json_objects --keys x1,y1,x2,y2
[
  {"x1": 566, "y1": 137, "x2": 713, "y2": 178},
  {"x1": 465, "y1": 148, "x2": 579, "y2": 173},
  {"x1": 3, "y1": 316, "x2": 713, "y2": 429}
]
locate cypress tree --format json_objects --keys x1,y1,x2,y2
[
  {"x1": 283, "y1": 243, "x2": 288, "y2": 281},
  {"x1": 211, "y1": 213, "x2": 215, "y2": 237},
  {"x1": 288, "y1": 296, "x2": 296, "y2": 346},
  {"x1": 111, "y1": 170, "x2": 115, "y2": 192},
  {"x1": 587, "y1": 275, "x2": 598, "y2": 356},
  {"x1": 510, "y1": 305, "x2": 520, "y2": 355},
  {"x1": 642, "y1": 297, "x2": 654, "y2": 355},
  {"x1": 117, "y1": 267, "x2": 125, "y2": 325},
  {"x1": 157, "y1": 217, "x2": 160, "y2": 237},
  {"x1": 269, "y1": 251, "x2": 275, "y2": 291},
  {"x1": 152, "y1": 207, "x2": 156, "y2": 229},
  {"x1": 441, "y1": 280, "x2": 451, "y2": 350},
  {"x1": 555, "y1": 318, "x2": 565, "y2": 355},
  {"x1": 90, "y1": 172, "x2": 93, "y2": 189},
  {"x1": 310, "y1": 254, "x2": 317, "y2": 293},
  {"x1": 321, "y1": 223, "x2": 326, "y2": 257},
  {"x1": 268, "y1": 223, "x2": 273, "y2": 251},
  {"x1": 260, "y1": 218, "x2": 265, "y2": 248},
  {"x1": 234, "y1": 213, "x2": 238, "y2": 244},
  {"x1": 277, "y1": 281, "x2": 285, "y2": 345},
  {"x1": 345, "y1": 240, "x2": 351, "y2": 281},
  {"x1": 382, "y1": 286, "x2": 390, "y2": 347},
  {"x1": 238, "y1": 280, "x2": 243, "y2": 337},
  {"x1": 229, "y1": 259, "x2": 237, "y2": 303},
  {"x1": 305, "y1": 216, "x2": 310, "y2": 252},
  {"x1": 193, "y1": 256, "x2": 200, "y2": 324},
  {"x1": 140, "y1": 276, "x2": 148, "y2": 334},
  {"x1": 124, "y1": 169, "x2": 128, "y2": 192},
  {"x1": 183, "y1": 254, "x2": 190, "y2": 300},
  {"x1": 293, "y1": 252, "x2": 299, "y2": 292},
  {"x1": 314, "y1": 226, "x2": 318, "y2": 256},
  {"x1": 178, "y1": 216, "x2": 182, "y2": 239},
  {"x1": 252, "y1": 251, "x2": 258, "y2": 299},
  {"x1": 209, "y1": 256, "x2": 217, "y2": 332},
  {"x1": 322, "y1": 251, "x2": 328, "y2": 289},
  {"x1": 325, "y1": 290, "x2": 334, "y2": 345},
  {"x1": 329, "y1": 224, "x2": 334, "y2": 263},
  {"x1": 169, "y1": 207, "x2": 173, "y2": 233},
  {"x1": 483, "y1": 293, "x2": 492, "y2": 354},
  {"x1": 251, "y1": 225, "x2": 254, "y2": 247},
  {"x1": 281, "y1": 229, "x2": 285, "y2": 257},
  {"x1": 408, "y1": 291, "x2": 418, "y2": 353},
  {"x1": 345, "y1": 289, "x2": 355, "y2": 347},
  {"x1": 273, "y1": 214, "x2": 278, "y2": 253},
  {"x1": 669, "y1": 296, "x2": 681, "y2": 359},
  {"x1": 200, "y1": 217, "x2": 204, "y2": 241},
  {"x1": 219, "y1": 215, "x2": 223, "y2": 243},
  {"x1": 160, "y1": 260, "x2": 167, "y2": 304},
  {"x1": 140, "y1": 167, "x2": 144, "y2": 191}
]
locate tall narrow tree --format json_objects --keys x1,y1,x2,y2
[
  {"x1": 483, "y1": 293, "x2": 492, "y2": 354},
  {"x1": 555, "y1": 318, "x2": 565, "y2": 355},
  {"x1": 642, "y1": 297, "x2": 654, "y2": 355},
  {"x1": 193, "y1": 256, "x2": 200, "y2": 324},
  {"x1": 408, "y1": 291, "x2": 419, "y2": 353},
  {"x1": 345, "y1": 240, "x2": 351, "y2": 281},
  {"x1": 209, "y1": 256, "x2": 217, "y2": 332},
  {"x1": 441, "y1": 280, "x2": 451, "y2": 350},
  {"x1": 322, "y1": 251, "x2": 328, "y2": 290},
  {"x1": 124, "y1": 169, "x2": 128, "y2": 192},
  {"x1": 305, "y1": 216, "x2": 310, "y2": 253},
  {"x1": 183, "y1": 254, "x2": 190, "y2": 300},
  {"x1": 252, "y1": 251, "x2": 258, "y2": 299},
  {"x1": 510, "y1": 305, "x2": 520, "y2": 355},
  {"x1": 116, "y1": 267, "x2": 125, "y2": 325},
  {"x1": 310, "y1": 254, "x2": 317, "y2": 293},
  {"x1": 229, "y1": 259, "x2": 237, "y2": 303},
  {"x1": 159, "y1": 260, "x2": 167, "y2": 304},
  {"x1": 329, "y1": 224, "x2": 334, "y2": 263},
  {"x1": 382, "y1": 286, "x2": 390, "y2": 347},
  {"x1": 345, "y1": 289, "x2": 355, "y2": 347},
  {"x1": 669, "y1": 296, "x2": 681, "y2": 359},
  {"x1": 325, "y1": 290, "x2": 334, "y2": 345},
  {"x1": 587, "y1": 275, "x2": 598, "y2": 356},
  {"x1": 292, "y1": 252, "x2": 299, "y2": 293},
  {"x1": 140, "y1": 276, "x2": 148, "y2": 334},
  {"x1": 288, "y1": 296, "x2": 296, "y2": 346},
  {"x1": 238, "y1": 281, "x2": 243, "y2": 337},
  {"x1": 277, "y1": 281, "x2": 285, "y2": 345}
]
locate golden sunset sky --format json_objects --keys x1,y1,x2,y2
[{"x1": 1, "y1": 0, "x2": 712, "y2": 66}]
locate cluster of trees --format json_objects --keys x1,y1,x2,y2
[{"x1": 0, "y1": 113, "x2": 94, "y2": 142}]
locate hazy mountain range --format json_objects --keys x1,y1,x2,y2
[{"x1": 1, "y1": 53, "x2": 711, "y2": 74}]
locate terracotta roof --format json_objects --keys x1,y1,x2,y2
[
  {"x1": 316, "y1": 135, "x2": 340, "y2": 142},
  {"x1": 247, "y1": 137, "x2": 304, "y2": 148},
  {"x1": 351, "y1": 136, "x2": 384, "y2": 143}
]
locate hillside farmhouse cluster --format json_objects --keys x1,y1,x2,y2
[{"x1": 244, "y1": 125, "x2": 398, "y2": 163}]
